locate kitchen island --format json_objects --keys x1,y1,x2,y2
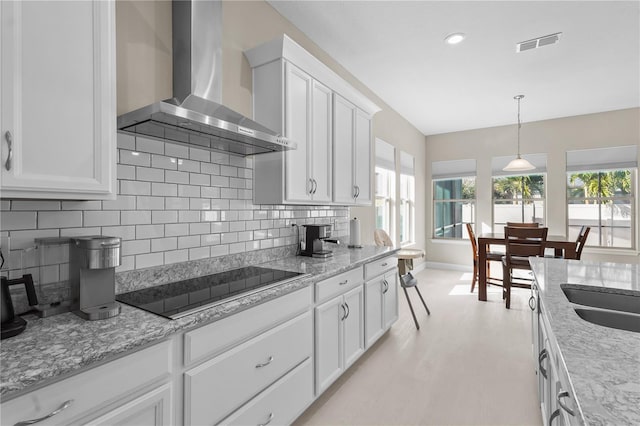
[{"x1": 530, "y1": 257, "x2": 640, "y2": 425}]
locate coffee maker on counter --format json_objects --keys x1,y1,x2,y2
[
  {"x1": 69, "y1": 236, "x2": 121, "y2": 320},
  {"x1": 300, "y1": 225, "x2": 340, "y2": 258}
]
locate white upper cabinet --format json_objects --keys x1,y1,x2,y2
[
  {"x1": 246, "y1": 35, "x2": 379, "y2": 206},
  {"x1": 0, "y1": 0, "x2": 116, "y2": 200}
]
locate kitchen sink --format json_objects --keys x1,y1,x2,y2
[
  {"x1": 561, "y1": 284, "x2": 640, "y2": 315},
  {"x1": 574, "y1": 308, "x2": 640, "y2": 333}
]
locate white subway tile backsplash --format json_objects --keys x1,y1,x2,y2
[
  {"x1": 201, "y1": 163, "x2": 220, "y2": 175},
  {"x1": 201, "y1": 211, "x2": 219, "y2": 222},
  {"x1": 136, "y1": 167, "x2": 165, "y2": 182},
  {"x1": 220, "y1": 165, "x2": 238, "y2": 177},
  {"x1": 165, "y1": 223, "x2": 189, "y2": 237},
  {"x1": 221, "y1": 232, "x2": 238, "y2": 244},
  {"x1": 83, "y1": 210, "x2": 120, "y2": 227},
  {"x1": 136, "y1": 224, "x2": 164, "y2": 239},
  {"x1": 245, "y1": 220, "x2": 261, "y2": 231},
  {"x1": 177, "y1": 184, "x2": 201, "y2": 197},
  {"x1": 189, "y1": 246, "x2": 210, "y2": 260},
  {"x1": 211, "y1": 199, "x2": 230, "y2": 210},
  {"x1": 228, "y1": 178, "x2": 246, "y2": 189},
  {"x1": 137, "y1": 196, "x2": 165, "y2": 210},
  {"x1": 120, "y1": 180, "x2": 151, "y2": 196},
  {"x1": 60, "y1": 227, "x2": 101, "y2": 238},
  {"x1": 152, "y1": 210, "x2": 177, "y2": 224},
  {"x1": 229, "y1": 156, "x2": 247, "y2": 168},
  {"x1": 210, "y1": 245, "x2": 229, "y2": 257},
  {"x1": 165, "y1": 170, "x2": 190, "y2": 184},
  {"x1": 209, "y1": 152, "x2": 229, "y2": 164},
  {"x1": 221, "y1": 210, "x2": 238, "y2": 221},
  {"x1": 237, "y1": 231, "x2": 253, "y2": 242},
  {"x1": 178, "y1": 235, "x2": 200, "y2": 249},
  {"x1": 164, "y1": 249, "x2": 189, "y2": 265},
  {"x1": 237, "y1": 210, "x2": 253, "y2": 220},
  {"x1": 151, "y1": 182, "x2": 177, "y2": 197},
  {"x1": 210, "y1": 221, "x2": 229, "y2": 234},
  {"x1": 151, "y1": 237, "x2": 177, "y2": 252},
  {"x1": 9, "y1": 229, "x2": 58, "y2": 250},
  {"x1": 210, "y1": 175, "x2": 229, "y2": 187},
  {"x1": 189, "y1": 222, "x2": 210, "y2": 235},
  {"x1": 165, "y1": 197, "x2": 189, "y2": 210},
  {"x1": 189, "y1": 147, "x2": 210, "y2": 162},
  {"x1": 136, "y1": 252, "x2": 163, "y2": 269},
  {"x1": 229, "y1": 221, "x2": 245, "y2": 232},
  {"x1": 200, "y1": 233, "x2": 221, "y2": 246},
  {"x1": 1, "y1": 212, "x2": 37, "y2": 231},
  {"x1": 103, "y1": 225, "x2": 136, "y2": 241},
  {"x1": 117, "y1": 133, "x2": 136, "y2": 150},
  {"x1": 260, "y1": 239, "x2": 274, "y2": 249},
  {"x1": 117, "y1": 164, "x2": 136, "y2": 180},
  {"x1": 136, "y1": 137, "x2": 165, "y2": 155},
  {"x1": 38, "y1": 211, "x2": 82, "y2": 229},
  {"x1": 121, "y1": 211, "x2": 151, "y2": 226},
  {"x1": 229, "y1": 242, "x2": 245, "y2": 254},
  {"x1": 120, "y1": 150, "x2": 151, "y2": 167},
  {"x1": 117, "y1": 255, "x2": 135, "y2": 272},
  {"x1": 245, "y1": 240, "x2": 260, "y2": 251},
  {"x1": 178, "y1": 159, "x2": 200, "y2": 173},
  {"x1": 189, "y1": 173, "x2": 210, "y2": 186},
  {"x1": 151, "y1": 154, "x2": 178, "y2": 170},
  {"x1": 103, "y1": 195, "x2": 136, "y2": 211},
  {"x1": 201, "y1": 187, "x2": 221, "y2": 198},
  {"x1": 12, "y1": 201, "x2": 61, "y2": 211},
  {"x1": 189, "y1": 198, "x2": 211, "y2": 210},
  {"x1": 165, "y1": 143, "x2": 189, "y2": 159},
  {"x1": 122, "y1": 239, "x2": 150, "y2": 256},
  {"x1": 178, "y1": 210, "x2": 200, "y2": 223},
  {"x1": 220, "y1": 188, "x2": 238, "y2": 199}
]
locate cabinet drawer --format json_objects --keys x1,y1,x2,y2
[
  {"x1": 315, "y1": 267, "x2": 363, "y2": 303},
  {"x1": 1, "y1": 340, "x2": 171, "y2": 426},
  {"x1": 184, "y1": 286, "x2": 312, "y2": 365},
  {"x1": 184, "y1": 311, "x2": 312, "y2": 425},
  {"x1": 364, "y1": 256, "x2": 396, "y2": 280},
  {"x1": 221, "y1": 358, "x2": 313, "y2": 426}
]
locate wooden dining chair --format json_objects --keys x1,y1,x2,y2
[
  {"x1": 506, "y1": 222, "x2": 540, "y2": 228},
  {"x1": 574, "y1": 226, "x2": 591, "y2": 260},
  {"x1": 465, "y1": 223, "x2": 502, "y2": 293},
  {"x1": 502, "y1": 226, "x2": 548, "y2": 309}
]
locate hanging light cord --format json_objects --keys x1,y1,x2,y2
[{"x1": 515, "y1": 94, "x2": 524, "y2": 159}]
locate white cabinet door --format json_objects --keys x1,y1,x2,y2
[
  {"x1": 315, "y1": 295, "x2": 344, "y2": 394},
  {"x1": 343, "y1": 285, "x2": 364, "y2": 369},
  {"x1": 284, "y1": 62, "x2": 312, "y2": 202},
  {"x1": 332, "y1": 94, "x2": 356, "y2": 204},
  {"x1": 383, "y1": 270, "x2": 399, "y2": 329},
  {"x1": 354, "y1": 109, "x2": 372, "y2": 205},
  {"x1": 0, "y1": 0, "x2": 116, "y2": 200},
  {"x1": 311, "y1": 80, "x2": 332, "y2": 202},
  {"x1": 88, "y1": 384, "x2": 172, "y2": 426},
  {"x1": 364, "y1": 277, "x2": 384, "y2": 348}
]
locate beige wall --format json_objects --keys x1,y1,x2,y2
[
  {"x1": 116, "y1": 0, "x2": 428, "y2": 263},
  {"x1": 425, "y1": 108, "x2": 640, "y2": 267}
]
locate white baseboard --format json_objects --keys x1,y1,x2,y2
[{"x1": 424, "y1": 261, "x2": 472, "y2": 272}]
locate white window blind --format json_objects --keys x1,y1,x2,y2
[
  {"x1": 400, "y1": 151, "x2": 415, "y2": 176},
  {"x1": 491, "y1": 153, "x2": 547, "y2": 176},
  {"x1": 432, "y1": 159, "x2": 476, "y2": 179},
  {"x1": 375, "y1": 138, "x2": 395, "y2": 171},
  {"x1": 566, "y1": 145, "x2": 638, "y2": 172}
]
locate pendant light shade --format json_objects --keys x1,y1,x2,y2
[{"x1": 503, "y1": 95, "x2": 535, "y2": 172}]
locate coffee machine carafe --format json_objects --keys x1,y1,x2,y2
[
  {"x1": 69, "y1": 236, "x2": 121, "y2": 320},
  {"x1": 300, "y1": 225, "x2": 340, "y2": 258}
]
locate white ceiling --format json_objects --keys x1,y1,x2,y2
[{"x1": 267, "y1": 1, "x2": 640, "y2": 136}]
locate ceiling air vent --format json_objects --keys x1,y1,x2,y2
[{"x1": 516, "y1": 32, "x2": 562, "y2": 52}]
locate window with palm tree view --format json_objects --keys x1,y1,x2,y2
[
  {"x1": 493, "y1": 174, "x2": 545, "y2": 231},
  {"x1": 433, "y1": 177, "x2": 476, "y2": 238},
  {"x1": 567, "y1": 169, "x2": 635, "y2": 249}
]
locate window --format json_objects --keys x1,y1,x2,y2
[
  {"x1": 375, "y1": 139, "x2": 395, "y2": 239},
  {"x1": 432, "y1": 159, "x2": 477, "y2": 239},
  {"x1": 492, "y1": 154, "x2": 547, "y2": 231},
  {"x1": 399, "y1": 152, "x2": 415, "y2": 245},
  {"x1": 566, "y1": 146, "x2": 637, "y2": 249},
  {"x1": 434, "y1": 177, "x2": 476, "y2": 238}
]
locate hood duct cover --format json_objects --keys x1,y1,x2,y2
[{"x1": 117, "y1": 1, "x2": 295, "y2": 156}]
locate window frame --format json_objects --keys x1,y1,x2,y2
[
  {"x1": 433, "y1": 176, "x2": 477, "y2": 240},
  {"x1": 375, "y1": 166, "x2": 395, "y2": 239},
  {"x1": 492, "y1": 173, "x2": 546, "y2": 232}
]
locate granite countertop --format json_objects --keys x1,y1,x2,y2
[
  {"x1": 530, "y1": 257, "x2": 640, "y2": 425},
  {"x1": 0, "y1": 246, "x2": 397, "y2": 400}
]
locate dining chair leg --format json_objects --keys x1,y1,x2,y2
[
  {"x1": 414, "y1": 287, "x2": 431, "y2": 315},
  {"x1": 403, "y1": 287, "x2": 420, "y2": 330},
  {"x1": 471, "y1": 261, "x2": 478, "y2": 293}
]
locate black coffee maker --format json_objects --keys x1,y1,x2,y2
[
  {"x1": 300, "y1": 225, "x2": 340, "y2": 258},
  {"x1": 1, "y1": 274, "x2": 38, "y2": 339}
]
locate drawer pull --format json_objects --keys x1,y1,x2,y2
[
  {"x1": 557, "y1": 390, "x2": 575, "y2": 416},
  {"x1": 255, "y1": 356, "x2": 274, "y2": 368},
  {"x1": 549, "y1": 408, "x2": 560, "y2": 425},
  {"x1": 538, "y1": 349, "x2": 548, "y2": 379},
  {"x1": 528, "y1": 295, "x2": 536, "y2": 311},
  {"x1": 381, "y1": 262, "x2": 388, "y2": 267},
  {"x1": 258, "y1": 412, "x2": 274, "y2": 426},
  {"x1": 14, "y1": 399, "x2": 73, "y2": 426},
  {"x1": 382, "y1": 279, "x2": 389, "y2": 294},
  {"x1": 5, "y1": 130, "x2": 13, "y2": 171},
  {"x1": 339, "y1": 280, "x2": 349, "y2": 285},
  {"x1": 344, "y1": 302, "x2": 350, "y2": 320},
  {"x1": 340, "y1": 303, "x2": 347, "y2": 321}
]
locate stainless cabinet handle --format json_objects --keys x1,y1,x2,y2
[
  {"x1": 538, "y1": 349, "x2": 548, "y2": 379},
  {"x1": 5, "y1": 131, "x2": 13, "y2": 171},
  {"x1": 258, "y1": 412, "x2": 274, "y2": 426},
  {"x1": 339, "y1": 279, "x2": 348, "y2": 285},
  {"x1": 344, "y1": 302, "x2": 350, "y2": 319},
  {"x1": 355, "y1": 185, "x2": 360, "y2": 198},
  {"x1": 340, "y1": 303, "x2": 347, "y2": 321},
  {"x1": 529, "y1": 295, "x2": 536, "y2": 311},
  {"x1": 308, "y1": 178, "x2": 314, "y2": 194},
  {"x1": 549, "y1": 409, "x2": 560, "y2": 425},
  {"x1": 557, "y1": 391, "x2": 575, "y2": 416},
  {"x1": 255, "y1": 356, "x2": 274, "y2": 368},
  {"x1": 382, "y1": 279, "x2": 389, "y2": 294},
  {"x1": 14, "y1": 399, "x2": 73, "y2": 426},
  {"x1": 312, "y1": 179, "x2": 318, "y2": 194}
]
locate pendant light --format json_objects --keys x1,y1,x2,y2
[{"x1": 503, "y1": 95, "x2": 535, "y2": 172}]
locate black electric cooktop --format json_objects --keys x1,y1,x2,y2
[{"x1": 116, "y1": 266, "x2": 305, "y2": 319}]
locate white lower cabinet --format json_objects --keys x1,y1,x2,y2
[
  {"x1": 88, "y1": 383, "x2": 172, "y2": 426},
  {"x1": 315, "y1": 285, "x2": 365, "y2": 395},
  {"x1": 365, "y1": 268, "x2": 398, "y2": 348},
  {"x1": 184, "y1": 311, "x2": 313, "y2": 425}
]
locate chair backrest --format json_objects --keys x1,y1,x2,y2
[
  {"x1": 506, "y1": 222, "x2": 540, "y2": 228},
  {"x1": 374, "y1": 229, "x2": 394, "y2": 247},
  {"x1": 465, "y1": 223, "x2": 478, "y2": 260},
  {"x1": 504, "y1": 226, "x2": 548, "y2": 260},
  {"x1": 575, "y1": 226, "x2": 591, "y2": 260}
]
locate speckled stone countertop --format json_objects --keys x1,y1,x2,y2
[
  {"x1": 0, "y1": 246, "x2": 397, "y2": 401},
  {"x1": 530, "y1": 257, "x2": 640, "y2": 425}
]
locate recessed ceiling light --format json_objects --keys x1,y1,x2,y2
[{"x1": 444, "y1": 33, "x2": 466, "y2": 45}]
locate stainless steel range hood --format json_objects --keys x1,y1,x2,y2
[{"x1": 117, "y1": 1, "x2": 294, "y2": 156}]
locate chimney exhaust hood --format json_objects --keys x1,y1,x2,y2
[{"x1": 117, "y1": 1, "x2": 295, "y2": 156}]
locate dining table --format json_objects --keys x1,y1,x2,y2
[{"x1": 477, "y1": 232, "x2": 578, "y2": 301}]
